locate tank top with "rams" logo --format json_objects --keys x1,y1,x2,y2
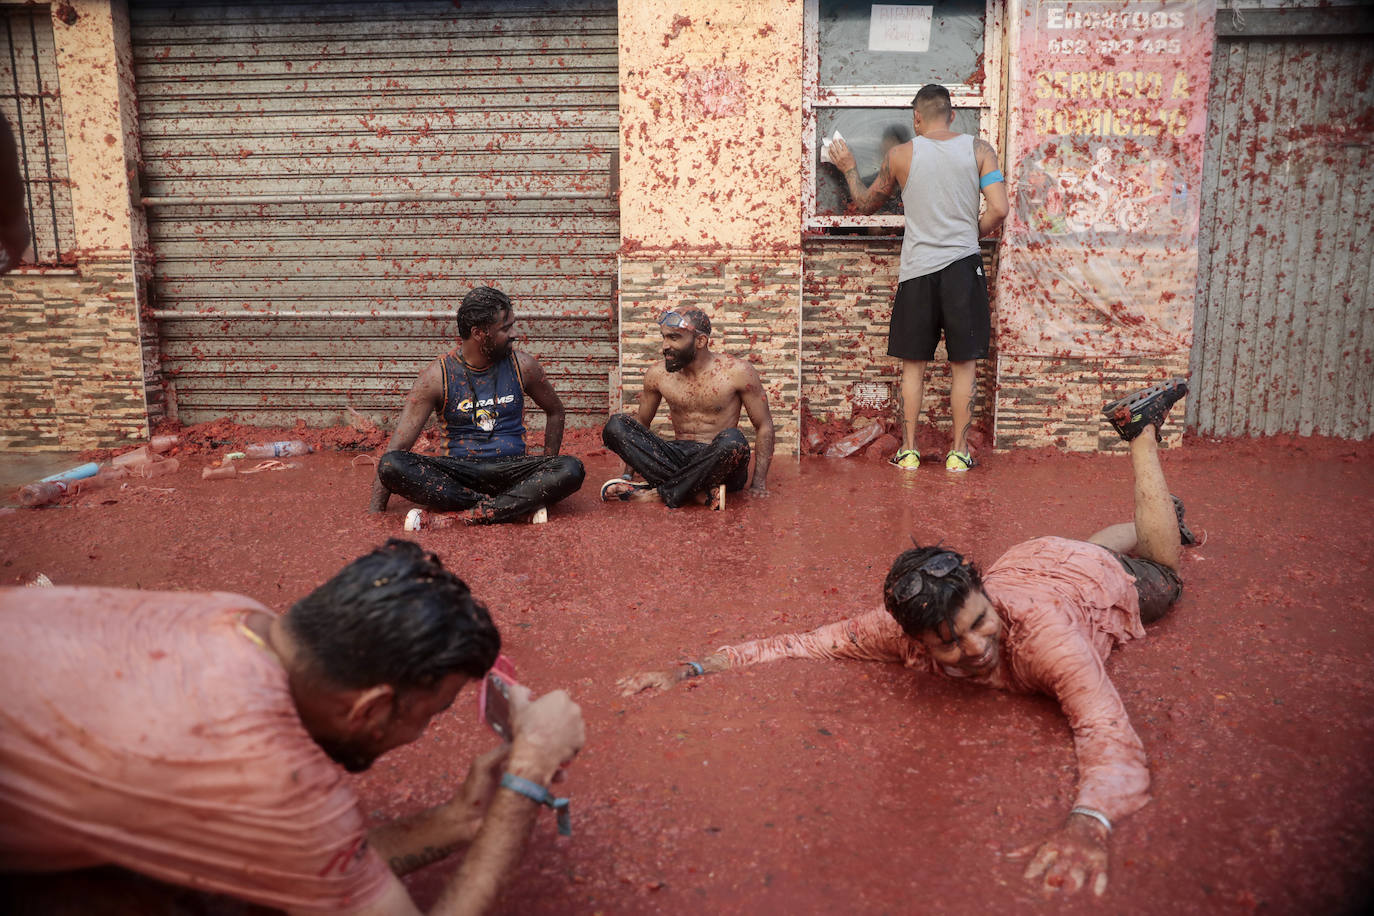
[{"x1": 439, "y1": 350, "x2": 526, "y2": 459}]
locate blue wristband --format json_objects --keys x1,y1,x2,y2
[
  {"x1": 980, "y1": 169, "x2": 1004, "y2": 188},
  {"x1": 501, "y1": 772, "x2": 572, "y2": 836},
  {"x1": 685, "y1": 661, "x2": 704, "y2": 677}
]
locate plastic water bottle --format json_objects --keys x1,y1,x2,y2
[
  {"x1": 244, "y1": 440, "x2": 313, "y2": 458},
  {"x1": 18, "y1": 480, "x2": 69, "y2": 507}
]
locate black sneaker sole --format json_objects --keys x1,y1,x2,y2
[{"x1": 1103, "y1": 378, "x2": 1189, "y2": 442}]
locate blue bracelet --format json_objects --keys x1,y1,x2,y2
[
  {"x1": 685, "y1": 661, "x2": 704, "y2": 677},
  {"x1": 980, "y1": 168, "x2": 1004, "y2": 188},
  {"x1": 501, "y1": 773, "x2": 571, "y2": 836}
]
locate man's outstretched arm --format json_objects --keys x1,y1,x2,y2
[
  {"x1": 369, "y1": 363, "x2": 443, "y2": 512},
  {"x1": 737, "y1": 362, "x2": 775, "y2": 495},
  {"x1": 1012, "y1": 627, "x2": 1150, "y2": 897},
  {"x1": 617, "y1": 609, "x2": 911, "y2": 695}
]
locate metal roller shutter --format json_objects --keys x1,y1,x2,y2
[
  {"x1": 1189, "y1": 29, "x2": 1373, "y2": 438},
  {"x1": 131, "y1": 0, "x2": 618, "y2": 427}
]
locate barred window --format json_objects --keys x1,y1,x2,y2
[{"x1": 2, "y1": 5, "x2": 74, "y2": 266}]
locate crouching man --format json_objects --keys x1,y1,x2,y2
[{"x1": 0, "y1": 539, "x2": 585, "y2": 915}]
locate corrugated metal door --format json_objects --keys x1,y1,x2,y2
[
  {"x1": 1189, "y1": 32, "x2": 1373, "y2": 438},
  {"x1": 130, "y1": 0, "x2": 618, "y2": 427}
]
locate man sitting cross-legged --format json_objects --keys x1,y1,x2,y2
[
  {"x1": 369, "y1": 286, "x2": 585, "y2": 524},
  {"x1": 601, "y1": 308, "x2": 775, "y2": 508},
  {"x1": 619, "y1": 378, "x2": 1194, "y2": 898}
]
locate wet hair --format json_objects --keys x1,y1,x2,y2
[
  {"x1": 286, "y1": 539, "x2": 500, "y2": 692},
  {"x1": 457, "y1": 286, "x2": 512, "y2": 339},
  {"x1": 882, "y1": 546, "x2": 983, "y2": 639},
  {"x1": 678, "y1": 307, "x2": 712, "y2": 336},
  {"x1": 912, "y1": 84, "x2": 953, "y2": 123}
]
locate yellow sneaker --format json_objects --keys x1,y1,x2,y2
[
  {"x1": 945, "y1": 450, "x2": 975, "y2": 472},
  {"x1": 889, "y1": 448, "x2": 920, "y2": 471}
]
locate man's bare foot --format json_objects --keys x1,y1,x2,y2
[{"x1": 600, "y1": 477, "x2": 655, "y2": 501}]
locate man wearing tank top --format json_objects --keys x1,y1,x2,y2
[
  {"x1": 369, "y1": 286, "x2": 585, "y2": 524},
  {"x1": 828, "y1": 84, "x2": 1009, "y2": 472}
]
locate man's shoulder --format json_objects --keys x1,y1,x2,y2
[{"x1": 513, "y1": 348, "x2": 546, "y2": 378}]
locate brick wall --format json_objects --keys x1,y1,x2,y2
[
  {"x1": 618, "y1": 253, "x2": 801, "y2": 456},
  {"x1": 801, "y1": 236, "x2": 996, "y2": 442},
  {"x1": 0, "y1": 256, "x2": 148, "y2": 450},
  {"x1": 995, "y1": 353, "x2": 1188, "y2": 451}
]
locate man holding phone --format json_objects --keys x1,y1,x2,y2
[{"x1": 1, "y1": 539, "x2": 585, "y2": 915}]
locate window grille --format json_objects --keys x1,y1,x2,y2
[{"x1": 2, "y1": 5, "x2": 74, "y2": 266}]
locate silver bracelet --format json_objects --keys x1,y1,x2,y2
[{"x1": 1070, "y1": 806, "x2": 1112, "y2": 832}]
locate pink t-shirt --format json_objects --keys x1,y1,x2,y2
[
  {"x1": 0, "y1": 587, "x2": 393, "y2": 913},
  {"x1": 719, "y1": 537, "x2": 1151, "y2": 823}
]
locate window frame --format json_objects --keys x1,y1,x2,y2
[{"x1": 803, "y1": 0, "x2": 1004, "y2": 229}]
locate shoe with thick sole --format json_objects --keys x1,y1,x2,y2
[
  {"x1": 945, "y1": 450, "x2": 975, "y2": 472},
  {"x1": 1103, "y1": 378, "x2": 1189, "y2": 442},
  {"x1": 889, "y1": 448, "x2": 920, "y2": 471}
]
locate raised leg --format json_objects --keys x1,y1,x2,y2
[{"x1": 1127, "y1": 433, "x2": 1180, "y2": 571}]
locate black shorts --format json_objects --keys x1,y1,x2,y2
[
  {"x1": 887, "y1": 253, "x2": 991, "y2": 362},
  {"x1": 1111, "y1": 551, "x2": 1183, "y2": 625}
]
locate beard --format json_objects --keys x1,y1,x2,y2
[
  {"x1": 663, "y1": 344, "x2": 696, "y2": 373},
  {"x1": 483, "y1": 338, "x2": 513, "y2": 362}
]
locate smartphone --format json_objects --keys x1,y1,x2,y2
[{"x1": 478, "y1": 655, "x2": 518, "y2": 741}]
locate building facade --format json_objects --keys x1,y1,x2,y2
[{"x1": 1, "y1": 0, "x2": 1369, "y2": 452}]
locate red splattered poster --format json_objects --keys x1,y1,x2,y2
[{"x1": 997, "y1": 0, "x2": 1216, "y2": 356}]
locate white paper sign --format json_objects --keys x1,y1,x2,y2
[{"x1": 868, "y1": 5, "x2": 932, "y2": 53}]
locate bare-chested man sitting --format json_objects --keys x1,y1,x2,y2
[{"x1": 600, "y1": 308, "x2": 774, "y2": 507}]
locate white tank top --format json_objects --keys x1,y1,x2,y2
[{"x1": 898, "y1": 134, "x2": 982, "y2": 282}]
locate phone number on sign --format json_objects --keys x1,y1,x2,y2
[{"x1": 1048, "y1": 38, "x2": 1182, "y2": 56}]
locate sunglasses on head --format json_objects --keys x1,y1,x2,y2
[
  {"x1": 659, "y1": 310, "x2": 707, "y2": 334},
  {"x1": 892, "y1": 551, "x2": 963, "y2": 605}
]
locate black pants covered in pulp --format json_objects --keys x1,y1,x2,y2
[
  {"x1": 378, "y1": 451, "x2": 585, "y2": 524},
  {"x1": 601, "y1": 413, "x2": 750, "y2": 508}
]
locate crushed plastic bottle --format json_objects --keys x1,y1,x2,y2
[
  {"x1": 18, "y1": 480, "x2": 69, "y2": 507},
  {"x1": 140, "y1": 458, "x2": 179, "y2": 478},
  {"x1": 150, "y1": 434, "x2": 180, "y2": 453},
  {"x1": 244, "y1": 441, "x2": 313, "y2": 458},
  {"x1": 202, "y1": 463, "x2": 237, "y2": 480},
  {"x1": 824, "y1": 421, "x2": 885, "y2": 459},
  {"x1": 112, "y1": 446, "x2": 151, "y2": 469}
]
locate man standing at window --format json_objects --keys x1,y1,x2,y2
[{"x1": 828, "y1": 84, "x2": 1008, "y2": 472}]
